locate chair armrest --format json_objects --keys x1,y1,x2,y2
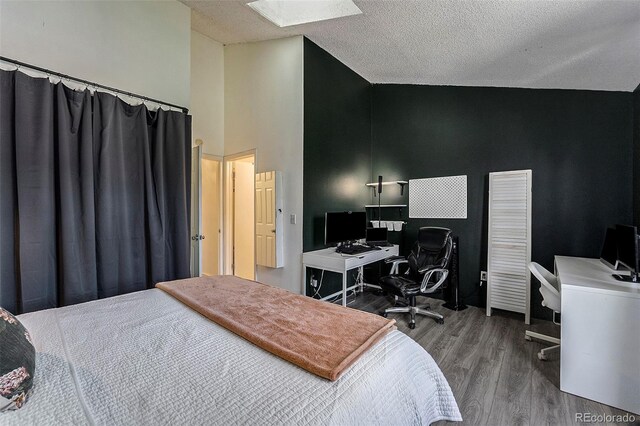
[
  {"x1": 385, "y1": 256, "x2": 407, "y2": 275},
  {"x1": 417, "y1": 264, "x2": 439, "y2": 274},
  {"x1": 420, "y1": 268, "x2": 449, "y2": 293}
]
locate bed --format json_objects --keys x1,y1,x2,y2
[{"x1": 4, "y1": 287, "x2": 461, "y2": 425}]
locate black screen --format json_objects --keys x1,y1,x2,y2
[
  {"x1": 366, "y1": 227, "x2": 388, "y2": 243},
  {"x1": 325, "y1": 211, "x2": 366, "y2": 245},
  {"x1": 616, "y1": 224, "x2": 639, "y2": 273},
  {"x1": 600, "y1": 227, "x2": 619, "y2": 270}
]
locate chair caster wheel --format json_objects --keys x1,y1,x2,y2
[
  {"x1": 409, "y1": 323, "x2": 416, "y2": 329},
  {"x1": 436, "y1": 318, "x2": 444, "y2": 325},
  {"x1": 538, "y1": 352, "x2": 547, "y2": 361},
  {"x1": 525, "y1": 335, "x2": 532, "y2": 341}
]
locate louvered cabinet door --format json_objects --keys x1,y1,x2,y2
[{"x1": 486, "y1": 170, "x2": 532, "y2": 324}]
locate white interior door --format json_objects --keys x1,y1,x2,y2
[
  {"x1": 233, "y1": 160, "x2": 255, "y2": 280},
  {"x1": 256, "y1": 172, "x2": 276, "y2": 267},
  {"x1": 256, "y1": 171, "x2": 284, "y2": 268},
  {"x1": 201, "y1": 156, "x2": 221, "y2": 276}
]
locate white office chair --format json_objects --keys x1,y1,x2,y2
[{"x1": 525, "y1": 262, "x2": 561, "y2": 360}]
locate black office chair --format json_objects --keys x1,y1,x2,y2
[{"x1": 379, "y1": 227, "x2": 453, "y2": 328}]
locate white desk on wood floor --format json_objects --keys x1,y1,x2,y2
[
  {"x1": 302, "y1": 245, "x2": 399, "y2": 306},
  {"x1": 555, "y1": 256, "x2": 640, "y2": 415}
]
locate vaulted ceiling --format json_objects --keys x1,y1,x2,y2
[{"x1": 184, "y1": 0, "x2": 640, "y2": 92}]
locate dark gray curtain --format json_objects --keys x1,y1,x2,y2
[{"x1": 0, "y1": 70, "x2": 191, "y2": 314}]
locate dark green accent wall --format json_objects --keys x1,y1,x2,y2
[
  {"x1": 303, "y1": 38, "x2": 372, "y2": 297},
  {"x1": 302, "y1": 40, "x2": 635, "y2": 319},
  {"x1": 371, "y1": 85, "x2": 634, "y2": 319}
]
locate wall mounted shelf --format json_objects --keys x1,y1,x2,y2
[
  {"x1": 364, "y1": 204, "x2": 407, "y2": 208},
  {"x1": 365, "y1": 180, "x2": 408, "y2": 196},
  {"x1": 366, "y1": 177, "x2": 408, "y2": 219},
  {"x1": 365, "y1": 204, "x2": 407, "y2": 217}
]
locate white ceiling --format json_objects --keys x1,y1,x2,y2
[{"x1": 185, "y1": 0, "x2": 640, "y2": 92}]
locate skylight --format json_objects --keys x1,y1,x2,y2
[{"x1": 247, "y1": 0, "x2": 362, "y2": 28}]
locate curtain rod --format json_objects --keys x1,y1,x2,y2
[{"x1": 0, "y1": 56, "x2": 189, "y2": 114}]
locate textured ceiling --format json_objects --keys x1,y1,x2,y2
[{"x1": 185, "y1": 0, "x2": 640, "y2": 91}]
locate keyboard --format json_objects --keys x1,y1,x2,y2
[
  {"x1": 336, "y1": 244, "x2": 379, "y2": 255},
  {"x1": 368, "y1": 241, "x2": 393, "y2": 247}
]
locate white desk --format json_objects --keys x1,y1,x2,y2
[
  {"x1": 555, "y1": 256, "x2": 640, "y2": 415},
  {"x1": 302, "y1": 245, "x2": 399, "y2": 306}
]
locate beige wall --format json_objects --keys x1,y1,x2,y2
[
  {"x1": 191, "y1": 31, "x2": 224, "y2": 154},
  {"x1": 0, "y1": 0, "x2": 191, "y2": 108},
  {"x1": 224, "y1": 36, "x2": 304, "y2": 294},
  {"x1": 1, "y1": 3, "x2": 304, "y2": 290}
]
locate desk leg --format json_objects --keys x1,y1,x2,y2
[
  {"x1": 303, "y1": 265, "x2": 307, "y2": 297},
  {"x1": 342, "y1": 272, "x2": 347, "y2": 307}
]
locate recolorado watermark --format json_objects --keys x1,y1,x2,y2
[{"x1": 575, "y1": 412, "x2": 636, "y2": 423}]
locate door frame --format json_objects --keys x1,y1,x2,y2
[
  {"x1": 191, "y1": 145, "x2": 202, "y2": 277},
  {"x1": 201, "y1": 153, "x2": 223, "y2": 275},
  {"x1": 223, "y1": 149, "x2": 257, "y2": 278}
]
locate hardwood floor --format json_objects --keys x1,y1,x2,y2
[{"x1": 348, "y1": 291, "x2": 636, "y2": 426}]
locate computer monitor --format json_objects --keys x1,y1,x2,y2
[
  {"x1": 366, "y1": 227, "x2": 388, "y2": 245},
  {"x1": 324, "y1": 211, "x2": 366, "y2": 245},
  {"x1": 600, "y1": 227, "x2": 620, "y2": 270},
  {"x1": 613, "y1": 224, "x2": 639, "y2": 283}
]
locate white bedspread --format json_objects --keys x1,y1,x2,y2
[{"x1": 4, "y1": 289, "x2": 461, "y2": 425}]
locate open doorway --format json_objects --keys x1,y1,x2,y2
[
  {"x1": 201, "y1": 155, "x2": 222, "y2": 276},
  {"x1": 224, "y1": 151, "x2": 256, "y2": 280}
]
